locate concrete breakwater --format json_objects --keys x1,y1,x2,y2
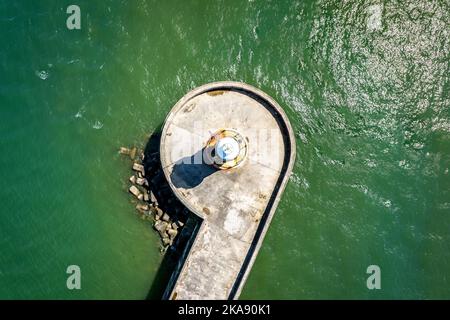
[
  {"x1": 120, "y1": 82, "x2": 295, "y2": 300},
  {"x1": 160, "y1": 82, "x2": 296, "y2": 300}
]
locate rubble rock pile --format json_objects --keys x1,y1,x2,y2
[{"x1": 119, "y1": 140, "x2": 188, "y2": 251}]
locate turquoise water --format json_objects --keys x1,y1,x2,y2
[{"x1": 0, "y1": 0, "x2": 449, "y2": 299}]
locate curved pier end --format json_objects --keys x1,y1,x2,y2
[{"x1": 160, "y1": 82, "x2": 296, "y2": 300}]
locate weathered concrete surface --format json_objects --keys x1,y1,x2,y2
[{"x1": 160, "y1": 81, "x2": 295, "y2": 300}]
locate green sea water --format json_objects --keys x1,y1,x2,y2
[{"x1": 0, "y1": 0, "x2": 449, "y2": 299}]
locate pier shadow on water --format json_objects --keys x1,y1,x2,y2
[{"x1": 142, "y1": 129, "x2": 202, "y2": 300}]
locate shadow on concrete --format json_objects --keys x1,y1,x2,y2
[{"x1": 170, "y1": 149, "x2": 218, "y2": 189}]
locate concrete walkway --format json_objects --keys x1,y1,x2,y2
[{"x1": 160, "y1": 82, "x2": 295, "y2": 299}]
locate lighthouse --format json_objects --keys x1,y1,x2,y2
[{"x1": 205, "y1": 129, "x2": 248, "y2": 170}]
